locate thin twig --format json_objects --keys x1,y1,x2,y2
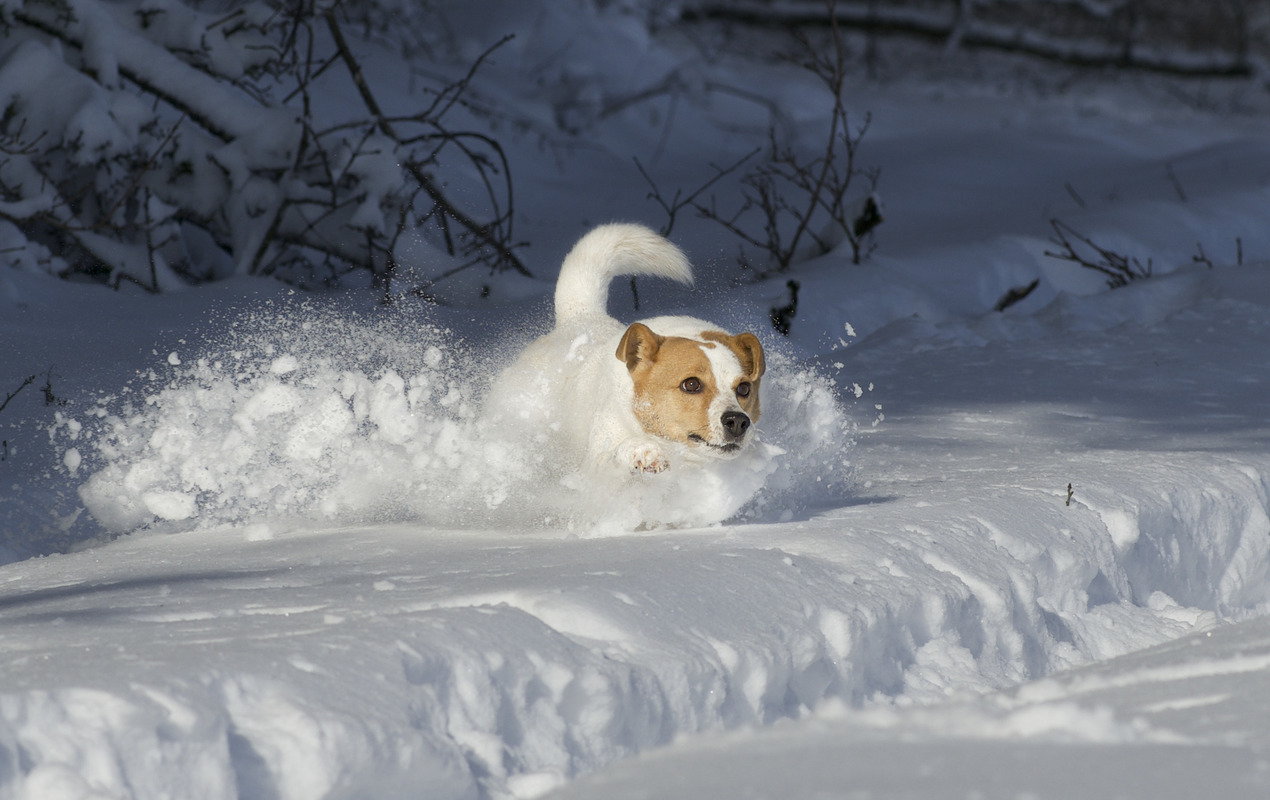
[
  {"x1": 635, "y1": 148, "x2": 759, "y2": 237},
  {"x1": 0, "y1": 375, "x2": 36, "y2": 415}
]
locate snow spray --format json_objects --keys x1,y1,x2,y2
[{"x1": 57, "y1": 298, "x2": 856, "y2": 536}]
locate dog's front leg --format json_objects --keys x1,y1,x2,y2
[{"x1": 589, "y1": 403, "x2": 670, "y2": 474}]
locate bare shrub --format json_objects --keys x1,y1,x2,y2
[
  {"x1": 0, "y1": 0, "x2": 525, "y2": 298},
  {"x1": 642, "y1": 0, "x2": 883, "y2": 275}
]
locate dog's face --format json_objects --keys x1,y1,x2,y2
[{"x1": 616, "y1": 323, "x2": 765, "y2": 456}]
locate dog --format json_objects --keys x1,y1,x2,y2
[{"x1": 490, "y1": 223, "x2": 766, "y2": 476}]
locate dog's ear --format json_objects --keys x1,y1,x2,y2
[
  {"x1": 732, "y1": 333, "x2": 766, "y2": 379},
  {"x1": 616, "y1": 323, "x2": 663, "y2": 371}
]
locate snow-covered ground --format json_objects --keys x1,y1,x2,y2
[{"x1": 4, "y1": 4, "x2": 1270, "y2": 798}]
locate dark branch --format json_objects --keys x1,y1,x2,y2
[{"x1": 0, "y1": 375, "x2": 36, "y2": 415}]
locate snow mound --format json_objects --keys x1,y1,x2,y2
[{"x1": 63, "y1": 299, "x2": 855, "y2": 535}]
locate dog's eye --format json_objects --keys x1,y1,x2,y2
[
  {"x1": 680, "y1": 377, "x2": 703, "y2": 394},
  {"x1": 736, "y1": 382, "x2": 751, "y2": 398}
]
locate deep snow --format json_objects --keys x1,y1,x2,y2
[
  {"x1": 6, "y1": 260, "x2": 1270, "y2": 800},
  {"x1": 4, "y1": 3, "x2": 1270, "y2": 799}
]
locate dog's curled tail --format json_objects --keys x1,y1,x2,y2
[{"x1": 554, "y1": 223, "x2": 693, "y2": 324}]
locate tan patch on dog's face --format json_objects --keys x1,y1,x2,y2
[{"x1": 615, "y1": 323, "x2": 766, "y2": 452}]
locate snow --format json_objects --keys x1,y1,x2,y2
[
  {"x1": 550, "y1": 612, "x2": 1270, "y2": 799},
  {"x1": 4, "y1": 3, "x2": 1270, "y2": 798}
]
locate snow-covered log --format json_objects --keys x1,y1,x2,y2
[{"x1": 682, "y1": 0, "x2": 1261, "y2": 78}]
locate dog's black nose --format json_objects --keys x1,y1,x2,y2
[{"x1": 721, "y1": 411, "x2": 750, "y2": 439}]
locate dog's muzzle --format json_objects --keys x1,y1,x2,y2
[{"x1": 687, "y1": 411, "x2": 752, "y2": 453}]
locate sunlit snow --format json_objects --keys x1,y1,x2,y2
[{"x1": 3, "y1": 2, "x2": 1270, "y2": 800}]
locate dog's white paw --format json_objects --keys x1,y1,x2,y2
[
  {"x1": 621, "y1": 440, "x2": 669, "y2": 474},
  {"x1": 633, "y1": 453, "x2": 669, "y2": 474}
]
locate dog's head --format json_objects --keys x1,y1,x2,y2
[{"x1": 616, "y1": 322, "x2": 766, "y2": 456}]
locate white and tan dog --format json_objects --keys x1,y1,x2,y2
[{"x1": 492, "y1": 223, "x2": 766, "y2": 476}]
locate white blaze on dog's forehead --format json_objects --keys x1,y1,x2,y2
[
  {"x1": 703, "y1": 343, "x2": 745, "y2": 426},
  {"x1": 702, "y1": 341, "x2": 744, "y2": 387}
]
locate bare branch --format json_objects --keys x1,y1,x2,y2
[
  {"x1": 0, "y1": 375, "x2": 36, "y2": 416},
  {"x1": 324, "y1": 11, "x2": 527, "y2": 278},
  {"x1": 685, "y1": 0, "x2": 883, "y2": 273},
  {"x1": 635, "y1": 148, "x2": 759, "y2": 237},
  {"x1": 1, "y1": 0, "x2": 531, "y2": 292},
  {"x1": 1044, "y1": 219, "x2": 1152, "y2": 288}
]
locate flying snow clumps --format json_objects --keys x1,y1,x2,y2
[{"x1": 61, "y1": 301, "x2": 855, "y2": 535}]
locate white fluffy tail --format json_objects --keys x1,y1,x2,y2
[{"x1": 554, "y1": 223, "x2": 693, "y2": 324}]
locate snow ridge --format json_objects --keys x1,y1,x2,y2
[{"x1": 4, "y1": 452, "x2": 1269, "y2": 800}]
